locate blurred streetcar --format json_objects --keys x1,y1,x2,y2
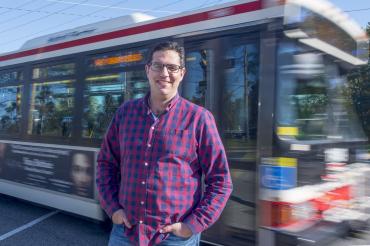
[{"x1": 0, "y1": 0, "x2": 369, "y2": 245}]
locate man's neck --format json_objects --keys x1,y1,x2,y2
[{"x1": 149, "y1": 94, "x2": 176, "y2": 116}]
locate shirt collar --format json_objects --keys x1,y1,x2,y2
[{"x1": 142, "y1": 93, "x2": 180, "y2": 116}]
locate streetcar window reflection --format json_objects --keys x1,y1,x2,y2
[
  {"x1": 32, "y1": 63, "x2": 75, "y2": 80},
  {"x1": 183, "y1": 49, "x2": 210, "y2": 107},
  {"x1": 83, "y1": 71, "x2": 148, "y2": 139},
  {"x1": 28, "y1": 80, "x2": 75, "y2": 137},
  {"x1": 0, "y1": 86, "x2": 22, "y2": 134},
  {"x1": 276, "y1": 42, "x2": 366, "y2": 141},
  {"x1": 0, "y1": 70, "x2": 23, "y2": 85}
]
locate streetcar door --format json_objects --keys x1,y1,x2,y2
[{"x1": 182, "y1": 34, "x2": 259, "y2": 246}]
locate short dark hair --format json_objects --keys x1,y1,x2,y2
[{"x1": 147, "y1": 41, "x2": 185, "y2": 67}]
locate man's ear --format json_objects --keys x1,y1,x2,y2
[
  {"x1": 145, "y1": 64, "x2": 150, "y2": 74},
  {"x1": 181, "y1": 67, "x2": 186, "y2": 77}
]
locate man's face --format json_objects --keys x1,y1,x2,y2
[{"x1": 145, "y1": 50, "x2": 186, "y2": 99}]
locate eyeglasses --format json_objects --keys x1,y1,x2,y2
[{"x1": 148, "y1": 62, "x2": 183, "y2": 73}]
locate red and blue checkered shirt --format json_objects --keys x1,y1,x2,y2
[{"x1": 96, "y1": 94, "x2": 232, "y2": 246}]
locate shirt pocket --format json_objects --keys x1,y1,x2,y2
[{"x1": 155, "y1": 129, "x2": 196, "y2": 162}]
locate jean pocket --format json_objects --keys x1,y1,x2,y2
[
  {"x1": 159, "y1": 233, "x2": 200, "y2": 246},
  {"x1": 167, "y1": 233, "x2": 191, "y2": 241},
  {"x1": 109, "y1": 224, "x2": 132, "y2": 246},
  {"x1": 112, "y1": 223, "x2": 125, "y2": 233}
]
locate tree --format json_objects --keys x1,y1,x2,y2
[{"x1": 347, "y1": 23, "x2": 370, "y2": 137}]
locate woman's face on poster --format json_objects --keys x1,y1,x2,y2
[{"x1": 71, "y1": 153, "x2": 92, "y2": 196}]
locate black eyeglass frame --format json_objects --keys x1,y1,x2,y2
[{"x1": 148, "y1": 62, "x2": 184, "y2": 73}]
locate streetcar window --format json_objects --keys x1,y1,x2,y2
[
  {"x1": 28, "y1": 80, "x2": 75, "y2": 137},
  {"x1": 221, "y1": 43, "x2": 259, "y2": 143},
  {"x1": 276, "y1": 42, "x2": 366, "y2": 141},
  {"x1": 32, "y1": 63, "x2": 75, "y2": 79},
  {"x1": 0, "y1": 70, "x2": 23, "y2": 85},
  {"x1": 0, "y1": 86, "x2": 22, "y2": 134},
  {"x1": 202, "y1": 40, "x2": 260, "y2": 244},
  {"x1": 87, "y1": 48, "x2": 148, "y2": 70},
  {"x1": 291, "y1": 8, "x2": 367, "y2": 62},
  {"x1": 82, "y1": 71, "x2": 148, "y2": 139},
  {"x1": 182, "y1": 50, "x2": 210, "y2": 107}
]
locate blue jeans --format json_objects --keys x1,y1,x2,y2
[
  {"x1": 157, "y1": 231, "x2": 200, "y2": 246},
  {"x1": 108, "y1": 224, "x2": 132, "y2": 246},
  {"x1": 108, "y1": 224, "x2": 200, "y2": 246}
]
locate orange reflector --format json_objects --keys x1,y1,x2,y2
[{"x1": 260, "y1": 200, "x2": 293, "y2": 227}]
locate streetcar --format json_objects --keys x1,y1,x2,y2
[{"x1": 0, "y1": 0, "x2": 369, "y2": 245}]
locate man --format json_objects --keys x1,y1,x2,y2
[{"x1": 96, "y1": 41, "x2": 232, "y2": 246}]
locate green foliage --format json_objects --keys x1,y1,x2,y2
[{"x1": 347, "y1": 23, "x2": 370, "y2": 137}]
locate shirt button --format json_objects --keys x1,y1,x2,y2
[
  {"x1": 144, "y1": 162, "x2": 148, "y2": 166},
  {"x1": 140, "y1": 201, "x2": 144, "y2": 205},
  {"x1": 139, "y1": 220, "x2": 143, "y2": 224},
  {"x1": 147, "y1": 144, "x2": 151, "y2": 147},
  {"x1": 141, "y1": 181, "x2": 145, "y2": 185},
  {"x1": 151, "y1": 126, "x2": 155, "y2": 130}
]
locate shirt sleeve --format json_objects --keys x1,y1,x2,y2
[
  {"x1": 183, "y1": 110, "x2": 233, "y2": 234},
  {"x1": 96, "y1": 108, "x2": 123, "y2": 218}
]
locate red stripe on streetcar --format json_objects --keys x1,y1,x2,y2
[{"x1": 0, "y1": 1, "x2": 262, "y2": 62}]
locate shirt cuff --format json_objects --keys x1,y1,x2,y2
[
  {"x1": 182, "y1": 214, "x2": 205, "y2": 235},
  {"x1": 105, "y1": 203, "x2": 122, "y2": 218}
]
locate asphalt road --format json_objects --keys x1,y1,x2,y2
[
  {"x1": 328, "y1": 230, "x2": 370, "y2": 246},
  {"x1": 1, "y1": 193, "x2": 370, "y2": 246},
  {"x1": 0, "y1": 194, "x2": 109, "y2": 246}
]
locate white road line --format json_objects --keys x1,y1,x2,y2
[{"x1": 0, "y1": 210, "x2": 58, "y2": 241}]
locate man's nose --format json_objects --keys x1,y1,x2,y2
[{"x1": 159, "y1": 65, "x2": 170, "y2": 76}]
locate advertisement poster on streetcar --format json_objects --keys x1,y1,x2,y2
[
  {"x1": 260, "y1": 157, "x2": 297, "y2": 190},
  {"x1": 0, "y1": 142, "x2": 95, "y2": 199}
]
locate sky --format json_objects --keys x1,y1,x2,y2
[{"x1": 0, "y1": 0, "x2": 369, "y2": 54}]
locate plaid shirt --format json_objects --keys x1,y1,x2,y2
[{"x1": 96, "y1": 94, "x2": 232, "y2": 246}]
